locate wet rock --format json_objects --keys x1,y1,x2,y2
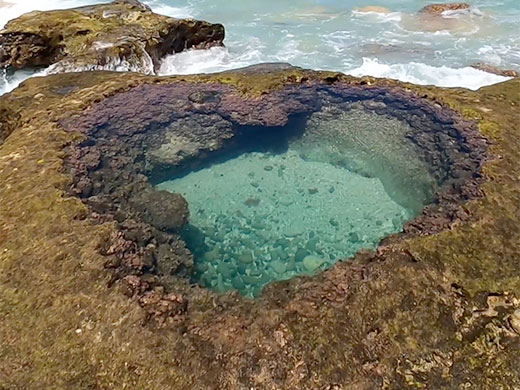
[
  {"x1": 130, "y1": 189, "x2": 188, "y2": 231},
  {"x1": 471, "y1": 63, "x2": 518, "y2": 78},
  {"x1": 231, "y1": 275, "x2": 246, "y2": 290},
  {"x1": 302, "y1": 255, "x2": 325, "y2": 272},
  {"x1": 284, "y1": 225, "x2": 304, "y2": 237},
  {"x1": 354, "y1": 6, "x2": 391, "y2": 14},
  {"x1": 511, "y1": 309, "x2": 520, "y2": 334},
  {"x1": 217, "y1": 262, "x2": 234, "y2": 279},
  {"x1": 238, "y1": 251, "x2": 254, "y2": 264},
  {"x1": 1, "y1": 61, "x2": 518, "y2": 390},
  {"x1": 0, "y1": 0, "x2": 224, "y2": 73},
  {"x1": 244, "y1": 197, "x2": 261, "y2": 207},
  {"x1": 270, "y1": 260, "x2": 287, "y2": 274},
  {"x1": 349, "y1": 232, "x2": 360, "y2": 243},
  {"x1": 418, "y1": 3, "x2": 470, "y2": 15},
  {"x1": 295, "y1": 248, "x2": 310, "y2": 263},
  {"x1": 203, "y1": 246, "x2": 220, "y2": 262},
  {"x1": 274, "y1": 238, "x2": 290, "y2": 248},
  {"x1": 305, "y1": 237, "x2": 319, "y2": 252},
  {"x1": 156, "y1": 243, "x2": 184, "y2": 275}
]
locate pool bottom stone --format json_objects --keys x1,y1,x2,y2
[{"x1": 158, "y1": 147, "x2": 416, "y2": 298}]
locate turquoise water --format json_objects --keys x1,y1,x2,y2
[
  {"x1": 156, "y1": 108, "x2": 436, "y2": 297},
  {"x1": 155, "y1": 0, "x2": 520, "y2": 79},
  {"x1": 1, "y1": 0, "x2": 519, "y2": 93}
]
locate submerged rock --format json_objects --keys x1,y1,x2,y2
[
  {"x1": 302, "y1": 255, "x2": 325, "y2": 272},
  {"x1": 0, "y1": 0, "x2": 224, "y2": 74},
  {"x1": 354, "y1": 6, "x2": 391, "y2": 14}
]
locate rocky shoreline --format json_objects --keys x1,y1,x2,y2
[
  {"x1": 0, "y1": 1, "x2": 520, "y2": 389},
  {"x1": 0, "y1": 0, "x2": 224, "y2": 74}
]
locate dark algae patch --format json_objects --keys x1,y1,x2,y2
[{"x1": 0, "y1": 66, "x2": 520, "y2": 389}]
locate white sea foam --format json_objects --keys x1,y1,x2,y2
[
  {"x1": 346, "y1": 58, "x2": 511, "y2": 90},
  {"x1": 142, "y1": 0, "x2": 193, "y2": 18},
  {"x1": 351, "y1": 10, "x2": 403, "y2": 23},
  {"x1": 0, "y1": 68, "x2": 47, "y2": 96},
  {"x1": 158, "y1": 46, "x2": 263, "y2": 75}
]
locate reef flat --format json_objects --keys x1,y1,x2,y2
[{"x1": 0, "y1": 63, "x2": 519, "y2": 389}]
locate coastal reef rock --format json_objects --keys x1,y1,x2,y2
[
  {"x1": 1, "y1": 66, "x2": 520, "y2": 389},
  {"x1": 400, "y1": 2, "x2": 482, "y2": 34},
  {"x1": 471, "y1": 62, "x2": 519, "y2": 78},
  {"x1": 418, "y1": 3, "x2": 470, "y2": 15},
  {"x1": 354, "y1": 5, "x2": 391, "y2": 14},
  {"x1": 0, "y1": 0, "x2": 224, "y2": 74}
]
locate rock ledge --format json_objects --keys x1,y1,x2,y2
[{"x1": 0, "y1": 0, "x2": 224, "y2": 74}]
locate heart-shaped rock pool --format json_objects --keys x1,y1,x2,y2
[{"x1": 64, "y1": 75, "x2": 487, "y2": 298}]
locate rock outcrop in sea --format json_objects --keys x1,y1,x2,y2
[
  {"x1": 418, "y1": 2, "x2": 470, "y2": 15},
  {"x1": 0, "y1": 0, "x2": 224, "y2": 74},
  {"x1": 0, "y1": 1, "x2": 519, "y2": 389}
]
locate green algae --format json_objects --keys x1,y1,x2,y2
[{"x1": 0, "y1": 69, "x2": 519, "y2": 389}]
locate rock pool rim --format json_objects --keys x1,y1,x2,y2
[
  {"x1": 58, "y1": 66, "x2": 489, "y2": 303},
  {"x1": 2, "y1": 68, "x2": 519, "y2": 389}
]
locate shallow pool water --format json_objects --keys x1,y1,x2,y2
[{"x1": 157, "y1": 108, "x2": 437, "y2": 297}]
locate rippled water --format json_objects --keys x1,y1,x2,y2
[{"x1": 1, "y1": 0, "x2": 518, "y2": 94}]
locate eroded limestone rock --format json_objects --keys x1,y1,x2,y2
[
  {"x1": 471, "y1": 63, "x2": 519, "y2": 78},
  {"x1": 418, "y1": 3, "x2": 470, "y2": 15},
  {"x1": 0, "y1": 67, "x2": 519, "y2": 389},
  {"x1": 0, "y1": 0, "x2": 224, "y2": 74}
]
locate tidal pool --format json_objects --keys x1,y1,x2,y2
[{"x1": 156, "y1": 107, "x2": 438, "y2": 298}]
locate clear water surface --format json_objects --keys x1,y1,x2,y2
[{"x1": 156, "y1": 108, "x2": 438, "y2": 297}]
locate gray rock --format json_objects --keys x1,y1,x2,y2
[{"x1": 302, "y1": 255, "x2": 325, "y2": 272}]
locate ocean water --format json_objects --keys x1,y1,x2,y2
[
  {"x1": 1, "y1": 0, "x2": 519, "y2": 94},
  {"x1": 156, "y1": 108, "x2": 437, "y2": 297}
]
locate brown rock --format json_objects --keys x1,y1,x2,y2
[
  {"x1": 0, "y1": 0, "x2": 224, "y2": 73},
  {"x1": 130, "y1": 189, "x2": 189, "y2": 232},
  {"x1": 418, "y1": 3, "x2": 470, "y2": 16},
  {"x1": 471, "y1": 63, "x2": 518, "y2": 78}
]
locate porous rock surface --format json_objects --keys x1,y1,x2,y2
[
  {"x1": 471, "y1": 63, "x2": 519, "y2": 78},
  {"x1": 0, "y1": 0, "x2": 224, "y2": 74},
  {"x1": 418, "y1": 3, "x2": 471, "y2": 15},
  {"x1": 0, "y1": 66, "x2": 519, "y2": 389}
]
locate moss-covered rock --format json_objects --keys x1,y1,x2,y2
[
  {"x1": 0, "y1": 0, "x2": 224, "y2": 74},
  {"x1": 0, "y1": 67, "x2": 519, "y2": 389}
]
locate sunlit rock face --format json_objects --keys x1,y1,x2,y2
[
  {"x1": 63, "y1": 73, "x2": 486, "y2": 297},
  {"x1": 0, "y1": 0, "x2": 224, "y2": 74}
]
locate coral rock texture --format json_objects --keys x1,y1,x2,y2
[
  {"x1": 0, "y1": 0, "x2": 224, "y2": 74},
  {"x1": 418, "y1": 3, "x2": 471, "y2": 15},
  {"x1": 0, "y1": 65, "x2": 519, "y2": 389}
]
